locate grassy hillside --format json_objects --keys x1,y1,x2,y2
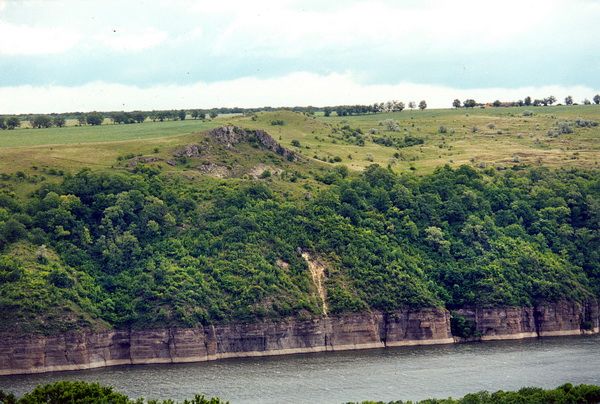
[
  {"x1": 0, "y1": 106, "x2": 599, "y2": 335},
  {"x1": 1, "y1": 106, "x2": 599, "y2": 176}
]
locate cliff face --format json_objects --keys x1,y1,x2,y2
[
  {"x1": 1, "y1": 301, "x2": 598, "y2": 376},
  {"x1": 0, "y1": 308, "x2": 451, "y2": 376},
  {"x1": 453, "y1": 300, "x2": 600, "y2": 341}
]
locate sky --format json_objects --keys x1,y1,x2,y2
[{"x1": 0, "y1": 0, "x2": 599, "y2": 113}]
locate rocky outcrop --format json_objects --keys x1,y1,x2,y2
[
  {"x1": 208, "y1": 126, "x2": 297, "y2": 161},
  {"x1": 1, "y1": 301, "x2": 598, "y2": 376},
  {"x1": 0, "y1": 309, "x2": 451, "y2": 376},
  {"x1": 453, "y1": 300, "x2": 600, "y2": 341}
]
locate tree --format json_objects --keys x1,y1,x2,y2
[
  {"x1": 594, "y1": 94, "x2": 600, "y2": 105},
  {"x1": 323, "y1": 107, "x2": 332, "y2": 117},
  {"x1": 583, "y1": 98, "x2": 591, "y2": 105},
  {"x1": 0, "y1": 117, "x2": 6, "y2": 130},
  {"x1": 546, "y1": 95, "x2": 557, "y2": 105},
  {"x1": 30, "y1": 115, "x2": 53, "y2": 128},
  {"x1": 53, "y1": 116, "x2": 66, "y2": 127},
  {"x1": 418, "y1": 100, "x2": 427, "y2": 110},
  {"x1": 77, "y1": 115, "x2": 86, "y2": 126},
  {"x1": 524, "y1": 96, "x2": 532, "y2": 106},
  {"x1": 86, "y1": 112, "x2": 104, "y2": 126},
  {"x1": 408, "y1": 101, "x2": 416, "y2": 109},
  {"x1": 565, "y1": 95, "x2": 573, "y2": 105},
  {"x1": 132, "y1": 112, "x2": 146, "y2": 123},
  {"x1": 178, "y1": 110, "x2": 187, "y2": 120},
  {"x1": 6, "y1": 117, "x2": 20, "y2": 130},
  {"x1": 209, "y1": 111, "x2": 218, "y2": 119},
  {"x1": 452, "y1": 99, "x2": 461, "y2": 108},
  {"x1": 492, "y1": 100, "x2": 501, "y2": 107},
  {"x1": 463, "y1": 99, "x2": 476, "y2": 108}
]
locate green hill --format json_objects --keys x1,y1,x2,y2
[{"x1": 0, "y1": 107, "x2": 599, "y2": 335}]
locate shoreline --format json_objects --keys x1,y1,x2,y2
[{"x1": 1, "y1": 301, "x2": 598, "y2": 376}]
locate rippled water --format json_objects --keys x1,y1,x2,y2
[{"x1": 1, "y1": 335, "x2": 599, "y2": 403}]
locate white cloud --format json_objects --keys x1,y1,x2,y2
[
  {"x1": 0, "y1": 72, "x2": 596, "y2": 114},
  {"x1": 94, "y1": 27, "x2": 168, "y2": 52},
  {"x1": 0, "y1": 22, "x2": 80, "y2": 55}
]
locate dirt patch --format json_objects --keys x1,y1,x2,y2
[
  {"x1": 301, "y1": 252, "x2": 328, "y2": 316},
  {"x1": 249, "y1": 164, "x2": 283, "y2": 179}
]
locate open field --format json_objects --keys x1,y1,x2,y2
[{"x1": 0, "y1": 106, "x2": 598, "y2": 177}]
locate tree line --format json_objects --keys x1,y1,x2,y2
[
  {"x1": 1, "y1": 94, "x2": 599, "y2": 130},
  {"x1": 453, "y1": 94, "x2": 600, "y2": 109}
]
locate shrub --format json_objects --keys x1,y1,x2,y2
[
  {"x1": 270, "y1": 119, "x2": 285, "y2": 126},
  {"x1": 438, "y1": 126, "x2": 447, "y2": 134},
  {"x1": 381, "y1": 119, "x2": 400, "y2": 132},
  {"x1": 291, "y1": 139, "x2": 301, "y2": 147},
  {"x1": 523, "y1": 110, "x2": 534, "y2": 116}
]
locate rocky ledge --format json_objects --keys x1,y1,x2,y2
[{"x1": 0, "y1": 300, "x2": 598, "y2": 376}]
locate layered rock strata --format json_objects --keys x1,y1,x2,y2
[{"x1": 1, "y1": 301, "x2": 598, "y2": 376}]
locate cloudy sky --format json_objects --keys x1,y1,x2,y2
[{"x1": 0, "y1": 0, "x2": 599, "y2": 113}]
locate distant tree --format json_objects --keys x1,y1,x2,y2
[
  {"x1": 533, "y1": 99, "x2": 543, "y2": 107},
  {"x1": 6, "y1": 117, "x2": 20, "y2": 130},
  {"x1": 524, "y1": 96, "x2": 532, "y2": 106},
  {"x1": 408, "y1": 101, "x2": 416, "y2": 109},
  {"x1": 31, "y1": 115, "x2": 53, "y2": 128},
  {"x1": 546, "y1": 95, "x2": 557, "y2": 105},
  {"x1": 209, "y1": 111, "x2": 218, "y2": 119},
  {"x1": 452, "y1": 99, "x2": 461, "y2": 108},
  {"x1": 111, "y1": 112, "x2": 128, "y2": 124},
  {"x1": 323, "y1": 107, "x2": 332, "y2": 117},
  {"x1": 157, "y1": 111, "x2": 168, "y2": 122},
  {"x1": 516, "y1": 99, "x2": 524, "y2": 107},
  {"x1": 191, "y1": 110, "x2": 199, "y2": 119},
  {"x1": 594, "y1": 94, "x2": 600, "y2": 105},
  {"x1": 492, "y1": 100, "x2": 501, "y2": 107},
  {"x1": 583, "y1": 98, "x2": 591, "y2": 105},
  {"x1": 77, "y1": 115, "x2": 86, "y2": 126},
  {"x1": 53, "y1": 116, "x2": 66, "y2": 127},
  {"x1": 418, "y1": 100, "x2": 427, "y2": 110},
  {"x1": 565, "y1": 95, "x2": 574, "y2": 105},
  {"x1": 463, "y1": 99, "x2": 476, "y2": 108},
  {"x1": 178, "y1": 110, "x2": 187, "y2": 120},
  {"x1": 86, "y1": 112, "x2": 104, "y2": 126},
  {"x1": 0, "y1": 117, "x2": 6, "y2": 130},
  {"x1": 132, "y1": 112, "x2": 146, "y2": 123},
  {"x1": 393, "y1": 101, "x2": 405, "y2": 112}
]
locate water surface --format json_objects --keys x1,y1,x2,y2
[{"x1": 1, "y1": 335, "x2": 599, "y2": 403}]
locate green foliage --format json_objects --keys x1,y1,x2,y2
[
  {"x1": 450, "y1": 312, "x2": 478, "y2": 338},
  {"x1": 6, "y1": 381, "x2": 227, "y2": 404},
  {"x1": 0, "y1": 164, "x2": 599, "y2": 333},
  {"x1": 348, "y1": 383, "x2": 600, "y2": 404}
]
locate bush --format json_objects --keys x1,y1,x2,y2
[
  {"x1": 574, "y1": 118, "x2": 598, "y2": 128},
  {"x1": 291, "y1": 139, "x2": 301, "y2": 147},
  {"x1": 381, "y1": 119, "x2": 400, "y2": 132},
  {"x1": 450, "y1": 312, "x2": 478, "y2": 338},
  {"x1": 16, "y1": 381, "x2": 228, "y2": 404},
  {"x1": 438, "y1": 126, "x2": 447, "y2": 134},
  {"x1": 270, "y1": 119, "x2": 285, "y2": 126},
  {"x1": 523, "y1": 110, "x2": 534, "y2": 116}
]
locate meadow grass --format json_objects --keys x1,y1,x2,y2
[{"x1": 0, "y1": 106, "x2": 598, "y2": 176}]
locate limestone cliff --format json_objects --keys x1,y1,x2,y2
[{"x1": 0, "y1": 300, "x2": 598, "y2": 376}]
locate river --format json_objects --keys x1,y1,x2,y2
[{"x1": 1, "y1": 335, "x2": 599, "y2": 403}]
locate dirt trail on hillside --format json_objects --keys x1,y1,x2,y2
[{"x1": 301, "y1": 252, "x2": 328, "y2": 316}]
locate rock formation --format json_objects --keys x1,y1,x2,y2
[{"x1": 1, "y1": 300, "x2": 598, "y2": 376}]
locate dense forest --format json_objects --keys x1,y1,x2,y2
[{"x1": 0, "y1": 161, "x2": 598, "y2": 334}]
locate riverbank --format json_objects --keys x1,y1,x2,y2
[{"x1": 1, "y1": 300, "x2": 598, "y2": 376}]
